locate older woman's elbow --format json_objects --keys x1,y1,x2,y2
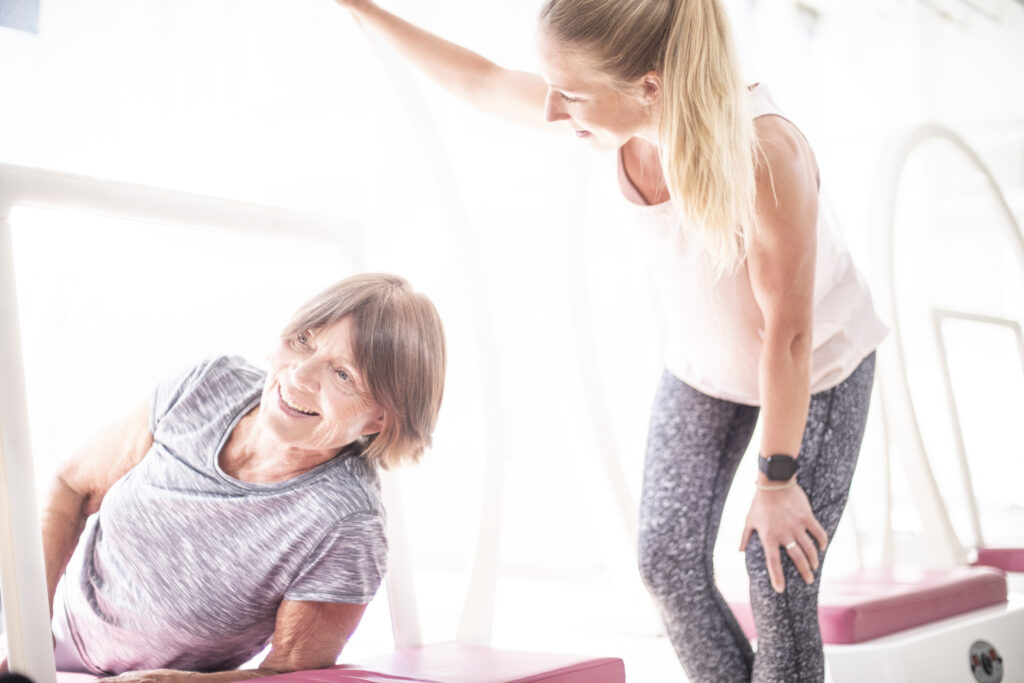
[
  {"x1": 258, "y1": 654, "x2": 337, "y2": 677},
  {"x1": 261, "y1": 642, "x2": 343, "y2": 675}
]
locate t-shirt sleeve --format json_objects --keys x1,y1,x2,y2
[
  {"x1": 149, "y1": 358, "x2": 220, "y2": 433},
  {"x1": 284, "y1": 512, "x2": 389, "y2": 604}
]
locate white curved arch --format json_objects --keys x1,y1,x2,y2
[
  {"x1": 870, "y1": 123, "x2": 1024, "y2": 566},
  {"x1": 357, "y1": 34, "x2": 507, "y2": 647},
  {"x1": 564, "y1": 223, "x2": 640, "y2": 552}
]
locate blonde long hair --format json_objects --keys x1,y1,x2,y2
[{"x1": 539, "y1": 0, "x2": 759, "y2": 274}]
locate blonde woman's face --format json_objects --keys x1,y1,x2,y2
[{"x1": 537, "y1": 33, "x2": 656, "y2": 149}]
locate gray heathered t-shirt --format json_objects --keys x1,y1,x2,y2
[{"x1": 61, "y1": 356, "x2": 388, "y2": 675}]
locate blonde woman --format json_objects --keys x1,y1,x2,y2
[{"x1": 332, "y1": 1, "x2": 887, "y2": 680}]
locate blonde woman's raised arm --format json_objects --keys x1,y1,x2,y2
[{"x1": 334, "y1": 0, "x2": 550, "y2": 127}]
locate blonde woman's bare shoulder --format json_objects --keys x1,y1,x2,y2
[
  {"x1": 753, "y1": 115, "x2": 819, "y2": 199},
  {"x1": 754, "y1": 115, "x2": 814, "y2": 170}
]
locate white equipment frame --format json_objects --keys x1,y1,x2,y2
[{"x1": 0, "y1": 163, "x2": 364, "y2": 682}]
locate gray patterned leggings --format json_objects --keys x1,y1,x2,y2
[{"x1": 638, "y1": 353, "x2": 875, "y2": 683}]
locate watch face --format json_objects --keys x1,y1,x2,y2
[{"x1": 765, "y1": 455, "x2": 798, "y2": 481}]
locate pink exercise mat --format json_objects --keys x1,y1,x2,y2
[
  {"x1": 727, "y1": 565, "x2": 1008, "y2": 645},
  {"x1": 262, "y1": 644, "x2": 625, "y2": 683},
  {"x1": 58, "y1": 643, "x2": 624, "y2": 683}
]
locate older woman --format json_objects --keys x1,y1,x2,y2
[{"x1": 1, "y1": 273, "x2": 445, "y2": 681}]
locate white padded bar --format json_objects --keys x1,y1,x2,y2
[
  {"x1": 0, "y1": 162, "x2": 358, "y2": 246},
  {"x1": 380, "y1": 471, "x2": 423, "y2": 649},
  {"x1": 0, "y1": 217, "x2": 57, "y2": 683}
]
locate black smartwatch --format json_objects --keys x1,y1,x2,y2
[{"x1": 758, "y1": 453, "x2": 798, "y2": 481}]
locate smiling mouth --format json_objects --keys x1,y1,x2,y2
[{"x1": 278, "y1": 385, "x2": 319, "y2": 417}]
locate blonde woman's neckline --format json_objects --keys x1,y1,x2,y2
[
  {"x1": 618, "y1": 84, "x2": 768, "y2": 209},
  {"x1": 619, "y1": 137, "x2": 671, "y2": 207}
]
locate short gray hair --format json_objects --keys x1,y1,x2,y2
[{"x1": 282, "y1": 273, "x2": 446, "y2": 469}]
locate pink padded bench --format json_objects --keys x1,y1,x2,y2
[
  {"x1": 57, "y1": 644, "x2": 624, "y2": 683},
  {"x1": 727, "y1": 565, "x2": 1008, "y2": 644},
  {"x1": 973, "y1": 546, "x2": 1024, "y2": 573},
  {"x1": 262, "y1": 644, "x2": 624, "y2": 683}
]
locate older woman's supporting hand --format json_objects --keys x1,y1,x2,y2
[
  {"x1": 102, "y1": 670, "x2": 267, "y2": 682},
  {"x1": 102, "y1": 670, "x2": 195, "y2": 682},
  {"x1": 102, "y1": 669, "x2": 266, "y2": 682}
]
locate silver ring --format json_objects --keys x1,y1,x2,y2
[{"x1": 784, "y1": 541, "x2": 798, "y2": 550}]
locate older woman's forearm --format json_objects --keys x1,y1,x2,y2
[
  {"x1": 39, "y1": 475, "x2": 90, "y2": 613},
  {"x1": 102, "y1": 666, "x2": 297, "y2": 682}
]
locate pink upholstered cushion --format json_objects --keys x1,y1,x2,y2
[
  {"x1": 258, "y1": 668, "x2": 435, "y2": 682},
  {"x1": 260, "y1": 644, "x2": 625, "y2": 683},
  {"x1": 974, "y1": 546, "x2": 1024, "y2": 573},
  {"x1": 58, "y1": 671, "x2": 425, "y2": 683},
  {"x1": 59, "y1": 668, "x2": 423, "y2": 682},
  {"x1": 728, "y1": 565, "x2": 1008, "y2": 645},
  {"x1": 59, "y1": 645, "x2": 623, "y2": 683}
]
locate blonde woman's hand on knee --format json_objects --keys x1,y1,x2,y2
[{"x1": 740, "y1": 484, "x2": 828, "y2": 593}]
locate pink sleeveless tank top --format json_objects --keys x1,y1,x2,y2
[{"x1": 617, "y1": 84, "x2": 888, "y2": 405}]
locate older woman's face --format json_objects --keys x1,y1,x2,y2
[{"x1": 261, "y1": 316, "x2": 384, "y2": 453}]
